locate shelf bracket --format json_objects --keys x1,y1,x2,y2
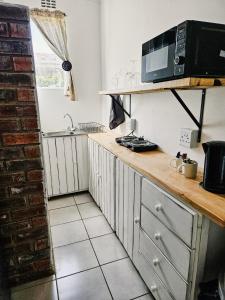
[
  {"x1": 170, "y1": 88, "x2": 206, "y2": 142},
  {"x1": 109, "y1": 94, "x2": 132, "y2": 118}
]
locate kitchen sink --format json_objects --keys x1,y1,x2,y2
[{"x1": 42, "y1": 130, "x2": 86, "y2": 137}]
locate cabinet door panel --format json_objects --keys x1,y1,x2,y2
[
  {"x1": 88, "y1": 138, "x2": 94, "y2": 197},
  {"x1": 56, "y1": 137, "x2": 67, "y2": 194},
  {"x1": 116, "y1": 159, "x2": 136, "y2": 258},
  {"x1": 48, "y1": 138, "x2": 60, "y2": 196},
  {"x1": 76, "y1": 135, "x2": 88, "y2": 191},
  {"x1": 42, "y1": 138, "x2": 53, "y2": 197},
  {"x1": 64, "y1": 137, "x2": 76, "y2": 193},
  {"x1": 71, "y1": 137, "x2": 79, "y2": 191}
]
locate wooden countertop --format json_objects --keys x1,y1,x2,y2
[{"x1": 88, "y1": 132, "x2": 225, "y2": 227}]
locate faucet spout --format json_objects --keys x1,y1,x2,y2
[{"x1": 64, "y1": 113, "x2": 74, "y2": 130}]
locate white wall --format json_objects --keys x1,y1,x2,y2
[
  {"x1": 8, "y1": 0, "x2": 102, "y2": 132},
  {"x1": 100, "y1": 0, "x2": 225, "y2": 167}
]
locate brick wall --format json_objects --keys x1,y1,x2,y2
[{"x1": 0, "y1": 3, "x2": 54, "y2": 287}]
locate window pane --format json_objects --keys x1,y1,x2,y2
[{"x1": 31, "y1": 21, "x2": 64, "y2": 88}]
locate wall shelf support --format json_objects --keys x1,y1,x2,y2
[
  {"x1": 109, "y1": 94, "x2": 132, "y2": 118},
  {"x1": 170, "y1": 88, "x2": 206, "y2": 142}
]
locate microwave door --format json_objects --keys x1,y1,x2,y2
[
  {"x1": 142, "y1": 43, "x2": 175, "y2": 83},
  {"x1": 191, "y1": 25, "x2": 225, "y2": 76}
]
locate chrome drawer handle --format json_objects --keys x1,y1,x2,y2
[
  {"x1": 150, "y1": 285, "x2": 158, "y2": 292},
  {"x1": 155, "y1": 203, "x2": 162, "y2": 212},
  {"x1": 153, "y1": 258, "x2": 159, "y2": 266},
  {"x1": 154, "y1": 232, "x2": 161, "y2": 240},
  {"x1": 134, "y1": 217, "x2": 140, "y2": 224}
]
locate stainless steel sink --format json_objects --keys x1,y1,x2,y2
[{"x1": 42, "y1": 130, "x2": 86, "y2": 138}]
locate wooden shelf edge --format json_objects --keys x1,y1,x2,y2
[{"x1": 99, "y1": 77, "x2": 225, "y2": 95}]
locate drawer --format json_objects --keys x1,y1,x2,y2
[
  {"x1": 141, "y1": 205, "x2": 192, "y2": 281},
  {"x1": 142, "y1": 178, "x2": 198, "y2": 248},
  {"x1": 139, "y1": 229, "x2": 188, "y2": 300},
  {"x1": 134, "y1": 249, "x2": 174, "y2": 300}
]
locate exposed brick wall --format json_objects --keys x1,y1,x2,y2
[{"x1": 0, "y1": 3, "x2": 53, "y2": 287}]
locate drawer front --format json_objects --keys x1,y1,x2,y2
[
  {"x1": 141, "y1": 205, "x2": 192, "y2": 281},
  {"x1": 139, "y1": 229, "x2": 188, "y2": 300},
  {"x1": 134, "y1": 249, "x2": 174, "y2": 300},
  {"x1": 142, "y1": 178, "x2": 197, "y2": 248}
]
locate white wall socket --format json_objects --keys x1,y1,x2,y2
[{"x1": 179, "y1": 128, "x2": 198, "y2": 148}]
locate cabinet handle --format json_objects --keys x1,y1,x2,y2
[
  {"x1": 155, "y1": 203, "x2": 162, "y2": 212},
  {"x1": 154, "y1": 232, "x2": 161, "y2": 240},
  {"x1": 150, "y1": 285, "x2": 158, "y2": 292},
  {"x1": 153, "y1": 258, "x2": 159, "y2": 266},
  {"x1": 134, "y1": 217, "x2": 140, "y2": 224}
]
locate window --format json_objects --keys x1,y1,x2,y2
[{"x1": 31, "y1": 21, "x2": 64, "y2": 88}]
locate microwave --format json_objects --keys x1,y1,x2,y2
[{"x1": 141, "y1": 20, "x2": 225, "y2": 83}]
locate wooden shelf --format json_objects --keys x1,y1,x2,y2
[{"x1": 99, "y1": 77, "x2": 225, "y2": 95}]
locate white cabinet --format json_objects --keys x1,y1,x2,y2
[
  {"x1": 116, "y1": 159, "x2": 141, "y2": 258},
  {"x1": 43, "y1": 135, "x2": 88, "y2": 197},
  {"x1": 88, "y1": 138, "x2": 116, "y2": 230}
]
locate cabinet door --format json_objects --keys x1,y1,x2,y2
[
  {"x1": 47, "y1": 138, "x2": 60, "y2": 196},
  {"x1": 76, "y1": 135, "x2": 89, "y2": 191},
  {"x1": 100, "y1": 147, "x2": 116, "y2": 230},
  {"x1": 116, "y1": 159, "x2": 136, "y2": 258},
  {"x1": 42, "y1": 138, "x2": 53, "y2": 197},
  {"x1": 65, "y1": 136, "x2": 78, "y2": 193},
  {"x1": 55, "y1": 137, "x2": 68, "y2": 194}
]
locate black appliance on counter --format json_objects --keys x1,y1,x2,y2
[
  {"x1": 141, "y1": 20, "x2": 225, "y2": 83},
  {"x1": 116, "y1": 135, "x2": 158, "y2": 152},
  {"x1": 202, "y1": 141, "x2": 225, "y2": 194}
]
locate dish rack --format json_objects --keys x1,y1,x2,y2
[{"x1": 78, "y1": 122, "x2": 105, "y2": 133}]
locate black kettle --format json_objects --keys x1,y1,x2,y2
[{"x1": 202, "y1": 141, "x2": 225, "y2": 194}]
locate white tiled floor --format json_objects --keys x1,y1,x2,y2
[{"x1": 11, "y1": 193, "x2": 154, "y2": 300}]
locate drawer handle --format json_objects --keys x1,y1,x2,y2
[
  {"x1": 153, "y1": 258, "x2": 159, "y2": 266},
  {"x1": 155, "y1": 203, "x2": 162, "y2": 212},
  {"x1": 134, "y1": 217, "x2": 140, "y2": 224},
  {"x1": 150, "y1": 285, "x2": 158, "y2": 292},
  {"x1": 154, "y1": 232, "x2": 161, "y2": 240}
]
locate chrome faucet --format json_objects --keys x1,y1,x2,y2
[{"x1": 64, "y1": 113, "x2": 75, "y2": 131}]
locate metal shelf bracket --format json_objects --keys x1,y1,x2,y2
[
  {"x1": 109, "y1": 94, "x2": 132, "y2": 118},
  {"x1": 170, "y1": 88, "x2": 206, "y2": 142}
]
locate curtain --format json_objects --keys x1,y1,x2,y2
[{"x1": 30, "y1": 9, "x2": 76, "y2": 101}]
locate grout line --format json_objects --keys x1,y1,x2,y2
[
  {"x1": 50, "y1": 218, "x2": 82, "y2": 227},
  {"x1": 50, "y1": 218, "x2": 83, "y2": 228},
  {"x1": 52, "y1": 237, "x2": 90, "y2": 249},
  {"x1": 81, "y1": 213, "x2": 103, "y2": 220},
  {"x1": 88, "y1": 233, "x2": 114, "y2": 300},
  {"x1": 100, "y1": 256, "x2": 128, "y2": 267},
  {"x1": 48, "y1": 204, "x2": 76, "y2": 211},
  {"x1": 130, "y1": 293, "x2": 152, "y2": 300},
  {"x1": 81, "y1": 216, "x2": 114, "y2": 299},
  {"x1": 56, "y1": 266, "x2": 100, "y2": 281}
]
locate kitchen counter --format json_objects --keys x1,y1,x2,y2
[
  {"x1": 42, "y1": 130, "x2": 87, "y2": 138},
  {"x1": 88, "y1": 132, "x2": 225, "y2": 227}
]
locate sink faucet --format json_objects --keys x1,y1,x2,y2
[{"x1": 64, "y1": 113, "x2": 75, "y2": 131}]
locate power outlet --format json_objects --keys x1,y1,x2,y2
[{"x1": 179, "y1": 128, "x2": 198, "y2": 148}]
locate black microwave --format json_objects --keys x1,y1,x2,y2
[{"x1": 141, "y1": 20, "x2": 225, "y2": 83}]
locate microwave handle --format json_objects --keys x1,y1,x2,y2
[{"x1": 221, "y1": 156, "x2": 225, "y2": 185}]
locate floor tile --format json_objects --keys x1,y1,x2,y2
[
  {"x1": 83, "y1": 215, "x2": 112, "y2": 238},
  {"x1": 11, "y1": 275, "x2": 55, "y2": 292},
  {"x1": 134, "y1": 294, "x2": 154, "y2": 300},
  {"x1": 91, "y1": 233, "x2": 127, "y2": 265},
  {"x1": 51, "y1": 220, "x2": 88, "y2": 247},
  {"x1": 54, "y1": 240, "x2": 98, "y2": 278},
  {"x1": 77, "y1": 202, "x2": 102, "y2": 219},
  {"x1": 75, "y1": 193, "x2": 93, "y2": 205},
  {"x1": 11, "y1": 280, "x2": 58, "y2": 300},
  {"x1": 49, "y1": 206, "x2": 80, "y2": 226},
  {"x1": 48, "y1": 196, "x2": 75, "y2": 210},
  {"x1": 57, "y1": 267, "x2": 112, "y2": 300},
  {"x1": 102, "y1": 258, "x2": 148, "y2": 300}
]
